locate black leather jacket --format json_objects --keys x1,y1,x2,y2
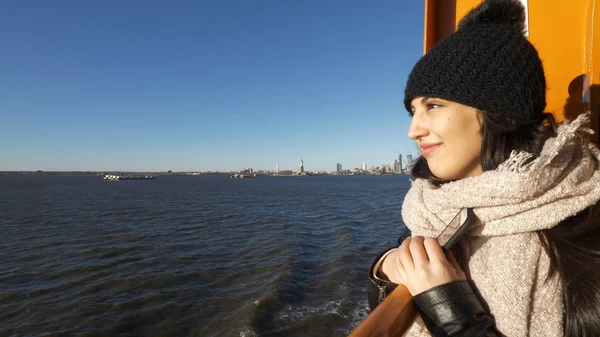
[{"x1": 368, "y1": 248, "x2": 503, "y2": 337}]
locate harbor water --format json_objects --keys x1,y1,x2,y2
[{"x1": 1, "y1": 175, "x2": 410, "y2": 337}]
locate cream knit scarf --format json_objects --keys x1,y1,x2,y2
[{"x1": 401, "y1": 113, "x2": 600, "y2": 336}]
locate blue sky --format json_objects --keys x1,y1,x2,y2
[{"x1": 0, "y1": 0, "x2": 423, "y2": 172}]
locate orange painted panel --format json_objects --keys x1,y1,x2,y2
[{"x1": 423, "y1": 0, "x2": 599, "y2": 144}]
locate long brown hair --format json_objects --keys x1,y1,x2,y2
[{"x1": 411, "y1": 111, "x2": 600, "y2": 336}]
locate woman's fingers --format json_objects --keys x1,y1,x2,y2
[
  {"x1": 422, "y1": 237, "x2": 447, "y2": 263},
  {"x1": 379, "y1": 249, "x2": 405, "y2": 284},
  {"x1": 398, "y1": 237, "x2": 415, "y2": 271},
  {"x1": 409, "y1": 236, "x2": 429, "y2": 267},
  {"x1": 392, "y1": 250, "x2": 408, "y2": 283},
  {"x1": 395, "y1": 236, "x2": 468, "y2": 295}
]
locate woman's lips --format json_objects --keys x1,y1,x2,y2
[{"x1": 420, "y1": 143, "x2": 441, "y2": 156}]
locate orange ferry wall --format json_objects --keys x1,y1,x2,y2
[{"x1": 423, "y1": 0, "x2": 600, "y2": 144}]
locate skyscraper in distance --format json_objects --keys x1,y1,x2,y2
[
  {"x1": 398, "y1": 154, "x2": 403, "y2": 172},
  {"x1": 336, "y1": 163, "x2": 342, "y2": 173}
]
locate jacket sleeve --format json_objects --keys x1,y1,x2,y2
[
  {"x1": 367, "y1": 247, "x2": 398, "y2": 310},
  {"x1": 412, "y1": 280, "x2": 503, "y2": 337},
  {"x1": 368, "y1": 230, "x2": 413, "y2": 310}
]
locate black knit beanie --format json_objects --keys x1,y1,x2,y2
[{"x1": 404, "y1": 0, "x2": 546, "y2": 125}]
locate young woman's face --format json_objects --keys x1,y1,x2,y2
[{"x1": 408, "y1": 96, "x2": 483, "y2": 180}]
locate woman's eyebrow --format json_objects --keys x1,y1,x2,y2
[{"x1": 411, "y1": 97, "x2": 432, "y2": 110}]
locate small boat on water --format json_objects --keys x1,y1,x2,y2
[
  {"x1": 231, "y1": 173, "x2": 256, "y2": 179},
  {"x1": 103, "y1": 175, "x2": 155, "y2": 181}
]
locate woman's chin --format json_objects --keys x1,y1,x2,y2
[
  {"x1": 430, "y1": 165, "x2": 483, "y2": 181},
  {"x1": 429, "y1": 165, "x2": 463, "y2": 181},
  {"x1": 433, "y1": 172, "x2": 458, "y2": 181}
]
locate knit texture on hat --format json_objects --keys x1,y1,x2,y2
[{"x1": 404, "y1": 0, "x2": 546, "y2": 125}]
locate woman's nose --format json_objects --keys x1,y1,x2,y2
[{"x1": 407, "y1": 115, "x2": 428, "y2": 140}]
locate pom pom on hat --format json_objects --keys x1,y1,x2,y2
[{"x1": 458, "y1": 0, "x2": 527, "y2": 33}]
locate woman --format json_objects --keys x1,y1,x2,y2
[{"x1": 368, "y1": 0, "x2": 600, "y2": 336}]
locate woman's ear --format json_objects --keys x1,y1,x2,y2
[{"x1": 476, "y1": 109, "x2": 485, "y2": 129}]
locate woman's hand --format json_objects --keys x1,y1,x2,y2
[{"x1": 380, "y1": 236, "x2": 466, "y2": 295}]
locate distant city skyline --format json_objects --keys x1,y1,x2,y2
[
  {"x1": 0, "y1": 1, "x2": 424, "y2": 171},
  {"x1": 0, "y1": 152, "x2": 420, "y2": 173}
]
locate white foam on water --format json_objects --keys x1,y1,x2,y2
[
  {"x1": 349, "y1": 300, "x2": 369, "y2": 325},
  {"x1": 274, "y1": 299, "x2": 345, "y2": 321},
  {"x1": 238, "y1": 327, "x2": 257, "y2": 337},
  {"x1": 337, "y1": 280, "x2": 350, "y2": 292},
  {"x1": 271, "y1": 299, "x2": 371, "y2": 334},
  {"x1": 341, "y1": 299, "x2": 370, "y2": 334}
]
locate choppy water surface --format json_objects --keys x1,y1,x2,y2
[{"x1": 1, "y1": 175, "x2": 410, "y2": 337}]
